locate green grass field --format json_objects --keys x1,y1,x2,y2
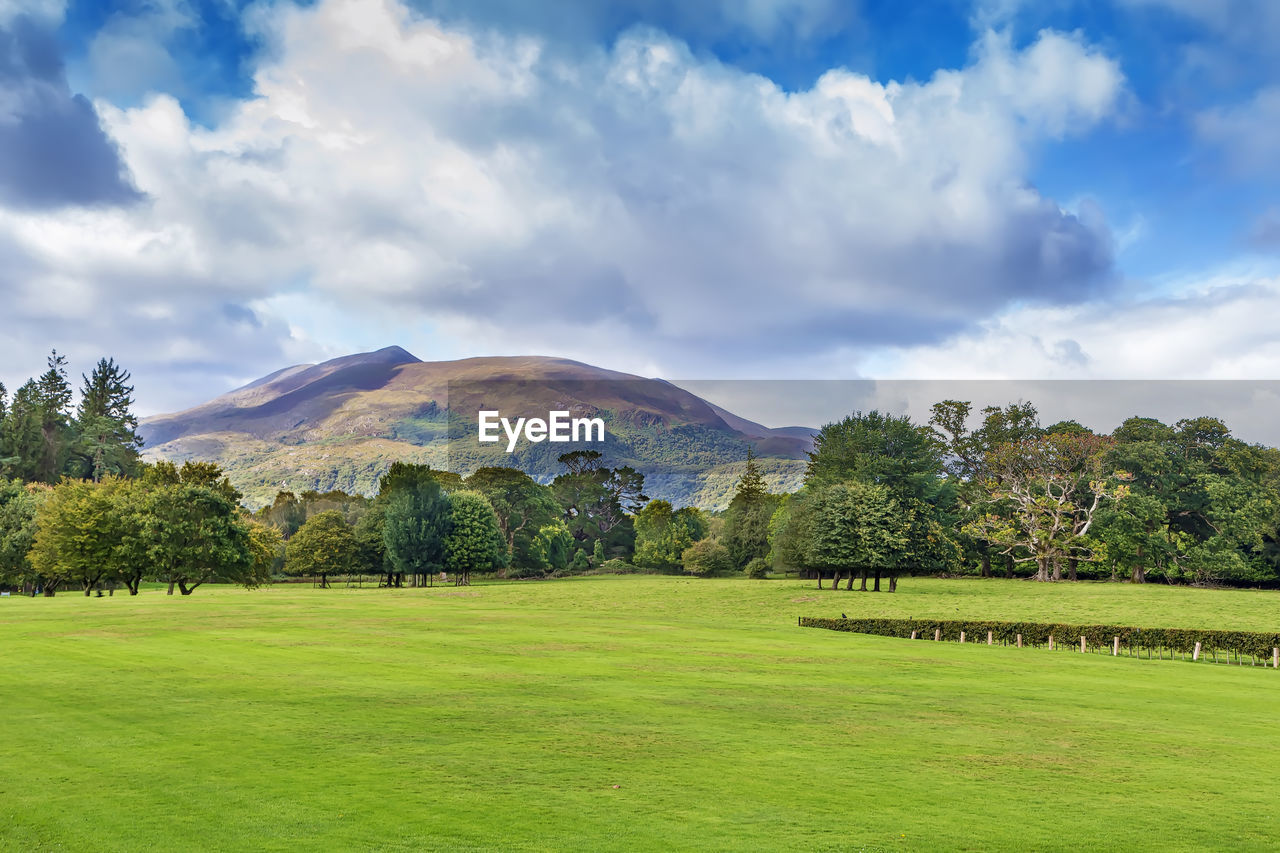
[{"x1": 3, "y1": 577, "x2": 1279, "y2": 851}]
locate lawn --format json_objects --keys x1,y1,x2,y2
[{"x1": 2, "y1": 576, "x2": 1278, "y2": 851}]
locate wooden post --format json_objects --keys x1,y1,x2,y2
[
  {"x1": 1016, "y1": 634, "x2": 1022, "y2": 648},
  {"x1": 1080, "y1": 636, "x2": 1086, "y2": 653},
  {"x1": 910, "y1": 630, "x2": 917, "y2": 640},
  {"x1": 1273, "y1": 647, "x2": 1278, "y2": 669},
  {"x1": 987, "y1": 631, "x2": 993, "y2": 646},
  {"x1": 1193, "y1": 641, "x2": 1201, "y2": 662},
  {"x1": 960, "y1": 631, "x2": 966, "y2": 644},
  {"x1": 934, "y1": 628, "x2": 941, "y2": 642},
  {"x1": 1048, "y1": 635, "x2": 1054, "y2": 651},
  {"x1": 1113, "y1": 636, "x2": 1120, "y2": 656}
]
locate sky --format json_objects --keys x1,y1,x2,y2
[{"x1": 2, "y1": 0, "x2": 1280, "y2": 416}]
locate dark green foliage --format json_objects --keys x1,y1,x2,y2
[
  {"x1": 723, "y1": 448, "x2": 781, "y2": 569},
  {"x1": 72, "y1": 358, "x2": 142, "y2": 481},
  {"x1": 801, "y1": 617, "x2": 1280, "y2": 660},
  {"x1": 465, "y1": 466, "x2": 562, "y2": 568},
  {"x1": 444, "y1": 491, "x2": 507, "y2": 583},
  {"x1": 744, "y1": 557, "x2": 769, "y2": 578},
  {"x1": 381, "y1": 466, "x2": 451, "y2": 584}
]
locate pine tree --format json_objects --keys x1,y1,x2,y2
[
  {"x1": 33, "y1": 351, "x2": 74, "y2": 483},
  {"x1": 723, "y1": 447, "x2": 777, "y2": 568},
  {"x1": 734, "y1": 447, "x2": 768, "y2": 502},
  {"x1": 74, "y1": 358, "x2": 142, "y2": 481}
]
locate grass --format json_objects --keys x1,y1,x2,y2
[{"x1": 2, "y1": 576, "x2": 1279, "y2": 851}]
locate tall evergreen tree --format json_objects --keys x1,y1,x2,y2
[
  {"x1": 723, "y1": 448, "x2": 779, "y2": 569},
  {"x1": 74, "y1": 358, "x2": 142, "y2": 481}
]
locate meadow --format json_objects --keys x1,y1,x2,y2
[{"x1": 2, "y1": 576, "x2": 1279, "y2": 851}]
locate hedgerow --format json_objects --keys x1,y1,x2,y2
[{"x1": 800, "y1": 617, "x2": 1280, "y2": 660}]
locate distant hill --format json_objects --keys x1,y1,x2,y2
[{"x1": 140, "y1": 347, "x2": 816, "y2": 509}]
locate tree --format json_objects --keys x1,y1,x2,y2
[
  {"x1": 0, "y1": 479, "x2": 43, "y2": 594},
  {"x1": 139, "y1": 482, "x2": 255, "y2": 595},
  {"x1": 552, "y1": 454, "x2": 646, "y2": 559},
  {"x1": 634, "y1": 500, "x2": 705, "y2": 572},
  {"x1": 804, "y1": 482, "x2": 909, "y2": 591},
  {"x1": 381, "y1": 472, "x2": 451, "y2": 587},
  {"x1": 723, "y1": 448, "x2": 781, "y2": 569},
  {"x1": 1, "y1": 351, "x2": 77, "y2": 484},
  {"x1": 530, "y1": 520, "x2": 574, "y2": 574},
  {"x1": 72, "y1": 358, "x2": 142, "y2": 481},
  {"x1": 443, "y1": 492, "x2": 507, "y2": 585},
  {"x1": 285, "y1": 510, "x2": 359, "y2": 588},
  {"x1": 244, "y1": 517, "x2": 283, "y2": 585},
  {"x1": 965, "y1": 432, "x2": 1129, "y2": 582},
  {"x1": 681, "y1": 538, "x2": 731, "y2": 576},
  {"x1": 465, "y1": 467, "x2": 562, "y2": 569},
  {"x1": 930, "y1": 400, "x2": 1042, "y2": 577},
  {"x1": 29, "y1": 478, "x2": 133, "y2": 595}
]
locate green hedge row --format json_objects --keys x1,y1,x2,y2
[{"x1": 800, "y1": 617, "x2": 1280, "y2": 660}]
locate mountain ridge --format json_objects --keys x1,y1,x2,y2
[{"x1": 140, "y1": 348, "x2": 815, "y2": 509}]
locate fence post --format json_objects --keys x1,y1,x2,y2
[
  {"x1": 1112, "y1": 636, "x2": 1119, "y2": 656},
  {"x1": 960, "y1": 631, "x2": 966, "y2": 644},
  {"x1": 987, "y1": 631, "x2": 993, "y2": 646},
  {"x1": 934, "y1": 628, "x2": 941, "y2": 642},
  {"x1": 1193, "y1": 642, "x2": 1201, "y2": 662},
  {"x1": 910, "y1": 630, "x2": 917, "y2": 640},
  {"x1": 1048, "y1": 635, "x2": 1053, "y2": 651},
  {"x1": 1016, "y1": 634, "x2": 1023, "y2": 648},
  {"x1": 1080, "y1": 636, "x2": 1086, "y2": 653},
  {"x1": 1274, "y1": 647, "x2": 1278, "y2": 669}
]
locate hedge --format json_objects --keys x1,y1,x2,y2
[{"x1": 800, "y1": 617, "x2": 1280, "y2": 661}]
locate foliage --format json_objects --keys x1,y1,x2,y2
[
  {"x1": 633, "y1": 500, "x2": 706, "y2": 572},
  {"x1": 381, "y1": 469, "x2": 451, "y2": 584},
  {"x1": 743, "y1": 557, "x2": 769, "y2": 578},
  {"x1": 801, "y1": 616, "x2": 1280, "y2": 660},
  {"x1": 443, "y1": 491, "x2": 507, "y2": 583},
  {"x1": 285, "y1": 510, "x2": 360, "y2": 586},
  {"x1": 681, "y1": 537, "x2": 732, "y2": 576}
]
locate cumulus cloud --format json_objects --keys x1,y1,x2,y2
[
  {"x1": 0, "y1": 12, "x2": 140, "y2": 209},
  {"x1": 0, "y1": 0, "x2": 1128, "y2": 410},
  {"x1": 1197, "y1": 85, "x2": 1280, "y2": 174}
]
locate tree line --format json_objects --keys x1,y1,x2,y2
[
  {"x1": 767, "y1": 402, "x2": 1280, "y2": 589},
  {"x1": 4, "y1": 352, "x2": 1279, "y2": 593}
]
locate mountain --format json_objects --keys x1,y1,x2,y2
[{"x1": 140, "y1": 347, "x2": 816, "y2": 509}]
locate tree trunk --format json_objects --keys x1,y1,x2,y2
[
  {"x1": 859, "y1": 570, "x2": 867, "y2": 591},
  {"x1": 1034, "y1": 557, "x2": 1049, "y2": 582},
  {"x1": 816, "y1": 571, "x2": 823, "y2": 589},
  {"x1": 889, "y1": 575, "x2": 898, "y2": 592},
  {"x1": 831, "y1": 569, "x2": 841, "y2": 589},
  {"x1": 1068, "y1": 557, "x2": 1078, "y2": 582},
  {"x1": 873, "y1": 570, "x2": 881, "y2": 592},
  {"x1": 167, "y1": 579, "x2": 175, "y2": 595},
  {"x1": 126, "y1": 575, "x2": 140, "y2": 595},
  {"x1": 1132, "y1": 545, "x2": 1145, "y2": 583},
  {"x1": 846, "y1": 572, "x2": 854, "y2": 590},
  {"x1": 980, "y1": 551, "x2": 991, "y2": 578},
  {"x1": 178, "y1": 580, "x2": 199, "y2": 595},
  {"x1": 1051, "y1": 559, "x2": 1062, "y2": 582}
]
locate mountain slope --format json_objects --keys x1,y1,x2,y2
[{"x1": 140, "y1": 348, "x2": 813, "y2": 509}]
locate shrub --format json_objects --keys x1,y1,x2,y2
[
  {"x1": 744, "y1": 557, "x2": 769, "y2": 579},
  {"x1": 682, "y1": 539, "x2": 732, "y2": 576},
  {"x1": 800, "y1": 617, "x2": 1280, "y2": 660}
]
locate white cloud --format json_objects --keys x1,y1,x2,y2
[
  {"x1": 0, "y1": 0, "x2": 1129, "y2": 410},
  {"x1": 869, "y1": 270, "x2": 1280, "y2": 380}
]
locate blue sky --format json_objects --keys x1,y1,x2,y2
[{"x1": 2, "y1": 0, "x2": 1279, "y2": 413}]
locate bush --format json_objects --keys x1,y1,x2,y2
[
  {"x1": 681, "y1": 538, "x2": 732, "y2": 576},
  {"x1": 744, "y1": 557, "x2": 769, "y2": 579},
  {"x1": 595, "y1": 558, "x2": 639, "y2": 574},
  {"x1": 800, "y1": 617, "x2": 1280, "y2": 660}
]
